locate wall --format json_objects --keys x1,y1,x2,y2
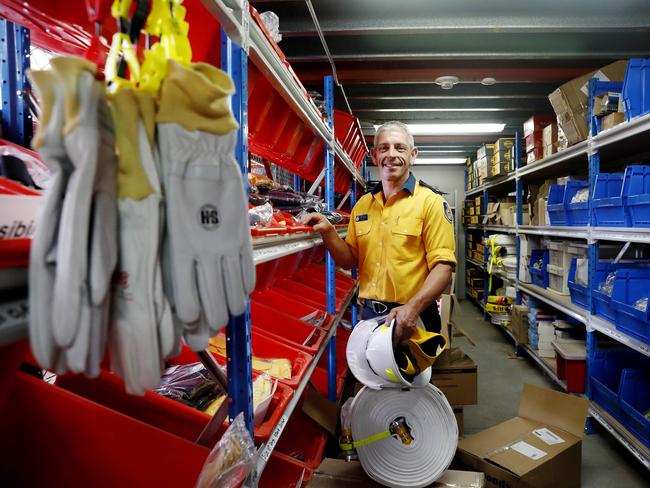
[{"x1": 367, "y1": 164, "x2": 467, "y2": 297}]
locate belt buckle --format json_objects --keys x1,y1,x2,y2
[{"x1": 372, "y1": 300, "x2": 388, "y2": 315}]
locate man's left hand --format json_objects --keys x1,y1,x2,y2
[{"x1": 386, "y1": 303, "x2": 420, "y2": 346}]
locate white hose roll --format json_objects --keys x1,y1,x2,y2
[{"x1": 351, "y1": 384, "x2": 458, "y2": 488}]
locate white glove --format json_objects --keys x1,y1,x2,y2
[
  {"x1": 49, "y1": 57, "x2": 117, "y2": 375},
  {"x1": 27, "y1": 68, "x2": 70, "y2": 370},
  {"x1": 156, "y1": 60, "x2": 255, "y2": 350},
  {"x1": 108, "y1": 89, "x2": 176, "y2": 394}
]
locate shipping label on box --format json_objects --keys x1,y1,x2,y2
[{"x1": 456, "y1": 384, "x2": 589, "y2": 488}]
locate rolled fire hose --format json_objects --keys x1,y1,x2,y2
[{"x1": 346, "y1": 384, "x2": 458, "y2": 488}]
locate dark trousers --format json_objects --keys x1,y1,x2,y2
[{"x1": 360, "y1": 299, "x2": 441, "y2": 334}]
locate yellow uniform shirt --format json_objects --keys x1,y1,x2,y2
[{"x1": 345, "y1": 174, "x2": 456, "y2": 304}]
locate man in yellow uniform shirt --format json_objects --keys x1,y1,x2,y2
[{"x1": 303, "y1": 121, "x2": 456, "y2": 343}]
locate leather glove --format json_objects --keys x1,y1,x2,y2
[
  {"x1": 27, "y1": 68, "x2": 70, "y2": 371},
  {"x1": 156, "y1": 60, "x2": 255, "y2": 349},
  {"x1": 50, "y1": 57, "x2": 117, "y2": 375},
  {"x1": 394, "y1": 328, "x2": 447, "y2": 382}
]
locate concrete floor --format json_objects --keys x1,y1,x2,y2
[{"x1": 456, "y1": 299, "x2": 648, "y2": 487}]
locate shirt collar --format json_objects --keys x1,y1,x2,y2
[{"x1": 371, "y1": 173, "x2": 416, "y2": 195}]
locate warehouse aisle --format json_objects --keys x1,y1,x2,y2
[{"x1": 456, "y1": 299, "x2": 648, "y2": 487}]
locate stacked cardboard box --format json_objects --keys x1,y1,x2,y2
[
  {"x1": 476, "y1": 144, "x2": 494, "y2": 185},
  {"x1": 548, "y1": 59, "x2": 628, "y2": 145},
  {"x1": 523, "y1": 115, "x2": 555, "y2": 165},
  {"x1": 490, "y1": 138, "x2": 515, "y2": 177}
]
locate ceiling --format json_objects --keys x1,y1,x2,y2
[{"x1": 251, "y1": 0, "x2": 650, "y2": 163}]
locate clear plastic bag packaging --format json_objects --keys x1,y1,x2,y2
[
  {"x1": 571, "y1": 187, "x2": 589, "y2": 204},
  {"x1": 195, "y1": 413, "x2": 256, "y2": 488},
  {"x1": 633, "y1": 297, "x2": 648, "y2": 312},
  {"x1": 249, "y1": 202, "x2": 274, "y2": 227},
  {"x1": 597, "y1": 272, "x2": 616, "y2": 297}
]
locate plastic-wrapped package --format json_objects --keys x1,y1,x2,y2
[
  {"x1": 598, "y1": 272, "x2": 616, "y2": 297},
  {"x1": 195, "y1": 413, "x2": 256, "y2": 488},
  {"x1": 571, "y1": 188, "x2": 589, "y2": 204},
  {"x1": 633, "y1": 297, "x2": 648, "y2": 312},
  {"x1": 249, "y1": 202, "x2": 274, "y2": 227},
  {"x1": 300, "y1": 310, "x2": 328, "y2": 328},
  {"x1": 259, "y1": 11, "x2": 282, "y2": 43},
  {"x1": 575, "y1": 258, "x2": 589, "y2": 286},
  {"x1": 154, "y1": 363, "x2": 225, "y2": 409}
]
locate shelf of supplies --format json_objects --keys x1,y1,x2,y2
[
  {"x1": 466, "y1": 171, "x2": 517, "y2": 197},
  {"x1": 588, "y1": 314, "x2": 650, "y2": 357},
  {"x1": 251, "y1": 282, "x2": 359, "y2": 483},
  {"x1": 589, "y1": 401, "x2": 650, "y2": 469},
  {"x1": 491, "y1": 269, "x2": 516, "y2": 284},
  {"x1": 517, "y1": 140, "x2": 589, "y2": 181},
  {"x1": 485, "y1": 225, "x2": 517, "y2": 234},
  {"x1": 521, "y1": 344, "x2": 568, "y2": 392},
  {"x1": 200, "y1": 1, "x2": 364, "y2": 186},
  {"x1": 465, "y1": 224, "x2": 484, "y2": 230},
  {"x1": 517, "y1": 282, "x2": 588, "y2": 324},
  {"x1": 465, "y1": 185, "x2": 486, "y2": 198},
  {"x1": 466, "y1": 257, "x2": 484, "y2": 270},
  {"x1": 592, "y1": 112, "x2": 650, "y2": 162},
  {"x1": 0, "y1": 299, "x2": 28, "y2": 348},
  {"x1": 517, "y1": 225, "x2": 589, "y2": 240},
  {"x1": 252, "y1": 230, "x2": 346, "y2": 265}
]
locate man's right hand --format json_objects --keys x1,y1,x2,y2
[{"x1": 301, "y1": 212, "x2": 334, "y2": 234}]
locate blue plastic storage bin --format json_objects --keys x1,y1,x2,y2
[
  {"x1": 547, "y1": 184, "x2": 567, "y2": 225},
  {"x1": 622, "y1": 58, "x2": 650, "y2": 120},
  {"x1": 619, "y1": 368, "x2": 650, "y2": 448},
  {"x1": 611, "y1": 268, "x2": 650, "y2": 343},
  {"x1": 529, "y1": 249, "x2": 549, "y2": 288},
  {"x1": 589, "y1": 350, "x2": 645, "y2": 422},
  {"x1": 564, "y1": 180, "x2": 589, "y2": 226},
  {"x1": 592, "y1": 173, "x2": 630, "y2": 227},
  {"x1": 622, "y1": 165, "x2": 650, "y2": 227},
  {"x1": 567, "y1": 258, "x2": 588, "y2": 308}
]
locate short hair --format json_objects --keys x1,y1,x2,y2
[{"x1": 373, "y1": 121, "x2": 415, "y2": 148}]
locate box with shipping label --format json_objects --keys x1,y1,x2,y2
[
  {"x1": 431, "y1": 347, "x2": 478, "y2": 406},
  {"x1": 456, "y1": 384, "x2": 589, "y2": 488},
  {"x1": 548, "y1": 60, "x2": 628, "y2": 145},
  {"x1": 523, "y1": 115, "x2": 555, "y2": 137}
]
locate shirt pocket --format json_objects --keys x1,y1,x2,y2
[
  {"x1": 355, "y1": 219, "x2": 372, "y2": 237},
  {"x1": 390, "y1": 217, "x2": 424, "y2": 261}
]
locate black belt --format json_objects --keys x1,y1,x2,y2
[{"x1": 360, "y1": 299, "x2": 402, "y2": 315}]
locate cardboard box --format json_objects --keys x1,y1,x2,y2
[
  {"x1": 543, "y1": 143, "x2": 558, "y2": 159},
  {"x1": 534, "y1": 198, "x2": 548, "y2": 226},
  {"x1": 492, "y1": 150, "x2": 512, "y2": 166},
  {"x1": 542, "y1": 123, "x2": 558, "y2": 148},
  {"x1": 494, "y1": 137, "x2": 515, "y2": 153},
  {"x1": 526, "y1": 147, "x2": 544, "y2": 165},
  {"x1": 431, "y1": 347, "x2": 478, "y2": 406},
  {"x1": 491, "y1": 161, "x2": 510, "y2": 177},
  {"x1": 523, "y1": 115, "x2": 555, "y2": 137},
  {"x1": 477, "y1": 144, "x2": 495, "y2": 161},
  {"x1": 456, "y1": 384, "x2": 590, "y2": 488},
  {"x1": 601, "y1": 111, "x2": 625, "y2": 131},
  {"x1": 454, "y1": 406, "x2": 465, "y2": 436},
  {"x1": 511, "y1": 305, "x2": 529, "y2": 344},
  {"x1": 548, "y1": 60, "x2": 628, "y2": 145},
  {"x1": 308, "y1": 462, "x2": 485, "y2": 488},
  {"x1": 470, "y1": 216, "x2": 479, "y2": 225},
  {"x1": 524, "y1": 132, "x2": 543, "y2": 153}
]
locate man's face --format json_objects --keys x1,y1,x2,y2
[{"x1": 371, "y1": 129, "x2": 418, "y2": 183}]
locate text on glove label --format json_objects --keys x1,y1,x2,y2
[{"x1": 199, "y1": 204, "x2": 220, "y2": 230}]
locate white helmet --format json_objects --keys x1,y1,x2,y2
[{"x1": 346, "y1": 315, "x2": 432, "y2": 390}]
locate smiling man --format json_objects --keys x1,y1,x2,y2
[{"x1": 302, "y1": 121, "x2": 456, "y2": 342}]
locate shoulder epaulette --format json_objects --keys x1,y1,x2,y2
[{"x1": 418, "y1": 180, "x2": 447, "y2": 195}]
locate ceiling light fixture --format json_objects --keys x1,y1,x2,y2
[
  {"x1": 434, "y1": 76, "x2": 459, "y2": 90},
  {"x1": 481, "y1": 77, "x2": 497, "y2": 86},
  {"x1": 413, "y1": 158, "x2": 467, "y2": 165},
  {"x1": 401, "y1": 123, "x2": 506, "y2": 135}
]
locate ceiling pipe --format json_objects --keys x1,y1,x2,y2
[{"x1": 304, "y1": 0, "x2": 354, "y2": 115}]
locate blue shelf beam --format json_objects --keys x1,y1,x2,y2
[
  {"x1": 0, "y1": 19, "x2": 31, "y2": 146},
  {"x1": 221, "y1": 29, "x2": 254, "y2": 436}
]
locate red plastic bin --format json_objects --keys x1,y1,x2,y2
[
  {"x1": 0, "y1": 373, "x2": 208, "y2": 487},
  {"x1": 206, "y1": 330, "x2": 313, "y2": 389},
  {"x1": 252, "y1": 291, "x2": 334, "y2": 331},
  {"x1": 275, "y1": 411, "x2": 328, "y2": 470},
  {"x1": 553, "y1": 341, "x2": 587, "y2": 393},
  {"x1": 291, "y1": 273, "x2": 349, "y2": 301},
  {"x1": 259, "y1": 451, "x2": 312, "y2": 488},
  {"x1": 310, "y1": 365, "x2": 346, "y2": 400},
  {"x1": 251, "y1": 299, "x2": 327, "y2": 354},
  {"x1": 275, "y1": 279, "x2": 345, "y2": 311}
]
